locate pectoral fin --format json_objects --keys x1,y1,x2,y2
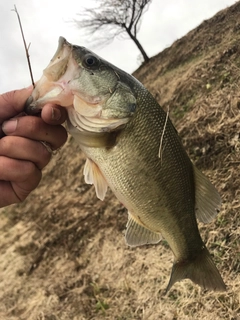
[
  {"x1": 125, "y1": 213, "x2": 162, "y2": 247},
  {"x1": 194, "y1": 167, "x2": 221, "y2": 223},
  {"x1": 83, "y1": 158, "x2": 108, "y2": 201}
]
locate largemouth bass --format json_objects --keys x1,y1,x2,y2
[{"x1": 25, "y1": 37, "x2": 226, "y2": 292}]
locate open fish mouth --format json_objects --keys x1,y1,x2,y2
[{"x1": 25, "y1": 37, "x2": 135, "y2": 135}]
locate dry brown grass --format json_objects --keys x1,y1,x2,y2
[{"x1": 0, "y1": 2, "x2": 240, "y2": 320}]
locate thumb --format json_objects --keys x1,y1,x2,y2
[{"x1": 0, "y1": 86, "x2": 33, "y2": 121}]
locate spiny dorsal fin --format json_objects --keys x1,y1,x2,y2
[
  {"x1": 125, "y1": 213, "x2": 162, "y2": 247},
  {"x1": 194, "y1": 166, "x2": 221, "y2": 224},
  {"x1": 83, "y1": 158, "x2": 108, "y2": 201}
]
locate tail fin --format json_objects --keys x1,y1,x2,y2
[{"x1": 166, "y1": 246, "x2": 226, "y2": 292}]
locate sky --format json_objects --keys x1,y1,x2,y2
[{"x1": 0, "y1": 0, "x2": 237, "y2": 93}]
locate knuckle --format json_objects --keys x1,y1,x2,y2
[
  {"x1": 17, "y1": 116, "x2": 44, "y2": 138},
  {"x1": 39, "y1": 142, "x2": 52, "y2": 166},
  {"x1": 54, "y1": 126, "x2": 68, "y2": 148},
  {"x1": 23, "y1": 161, "x2": 37, "y2": 178},
  {"x1": 27, "y1": 117, "x2": 43, "y2": 135},
  {"x1": 21, "y1": 162, "x2": 42, "y2": 188},
  {"x1": 43, "y1": 125, "x2": 68, "y2": 150},
  {"x1": 59, "y1": 126, "x2": 68, "y2": 145},
  {"x1": 17, "y1": 194, "x2": 27, "y2": 203},
  {"x1": 0, "y1": 136, "x2": 12, "y2": 153}
]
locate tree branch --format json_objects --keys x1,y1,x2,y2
[{"x1": 74, "y1": 0, "x2": 152, "y2": 62}]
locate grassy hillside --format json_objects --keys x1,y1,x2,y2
[{"x1": 0, "y1": 2, "x2": 239, "y2": 320}]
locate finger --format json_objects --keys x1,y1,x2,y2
[
  {"x1": 0, "y1": 86, "x2": 33, "y2": 122},
  {"x1": 41, "y1": 104, "x2": 68, "y2": 125},
  {"x1": 0, "y1": 156, "x2": 41, "y2": 206},
  {"x1": 0, "y1": 181, "x2": 21, "y2": 207},
  {"x1": 2, "y1": 116, "x2": 68, "y2": 150},
  {"x1": 0, "y1": 136, "x2": 51, "y2": 170}
]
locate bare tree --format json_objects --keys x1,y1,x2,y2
[{"x1": 74, "y1": 0, "x2": 152, "y2": 63}]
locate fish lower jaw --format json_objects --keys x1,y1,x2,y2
[{"x1": 30, "y1": 84, "x2": 74, "y2": 108}]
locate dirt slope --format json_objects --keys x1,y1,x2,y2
[{"x1": 0, "y1": 2, "x2": 239, "y2": 320}]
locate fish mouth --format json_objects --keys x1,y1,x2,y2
[
  {"x1": 25, "y1": 37, "x2": 104, "y2": 115},
  {"x1": 24, "y1": 36, "x2": 133, "y2": 138}
]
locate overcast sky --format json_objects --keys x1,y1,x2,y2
[{"x1": 0, "y1": 0, "x2": 237, "y2": 93}]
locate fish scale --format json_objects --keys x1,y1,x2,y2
[
  {"x1": 83, "y1": 90, "x2": 198, "y2": 250},
  {"x1": 25, "y1": 37, "x2": 226, "y2": 292}
]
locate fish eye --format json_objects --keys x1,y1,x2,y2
[{"x1": 83, "y1": 54, "x2": 99, "y2": 68}]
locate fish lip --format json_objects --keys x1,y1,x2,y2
[{"x1": 24, "y1": 96, "x2": 42, "y2": 115}]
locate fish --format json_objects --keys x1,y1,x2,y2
[{"x1": 25, "y1": 37, "x2": 226, "y2": 292}]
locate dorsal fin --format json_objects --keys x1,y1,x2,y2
[
  {"x1": 194, "y1": 166, "x2": 221, "y2": 223},
  {"x1": 125, "y1": 213, "x2": 162, "y2": 247},
  {"x1": 83, "y1": 158, "x2": 108, "y2": 201}
]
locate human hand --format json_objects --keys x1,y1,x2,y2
[{"x1": 0, "y1": 87, "x2": 68, "y2": 207}]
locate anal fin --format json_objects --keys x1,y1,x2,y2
[
  {"x1": 83, "y1": 158, "x2": 108, "y2": 201},
  {"x1": 125, "y1": 213, "x2": 162, "y2": 247}
]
